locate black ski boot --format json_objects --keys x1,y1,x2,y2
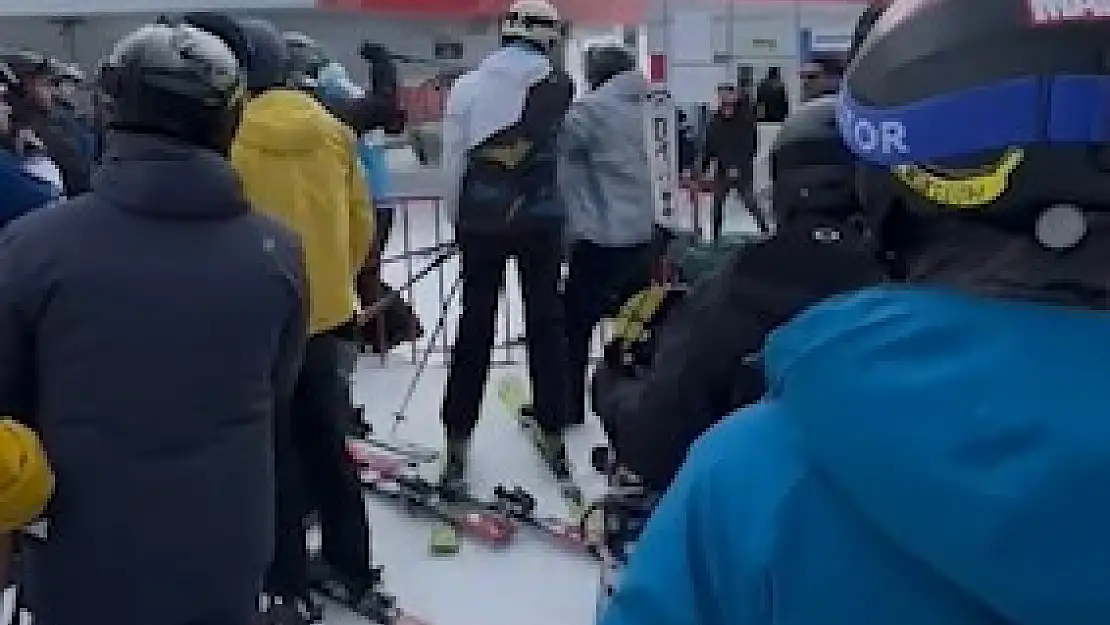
[
  {"x1": 439, "y1": 437, "x2": 469, "y2": 494},
  {"x1": 310, "y1": 561, "x2": 395, "y2": 622},
  {"x1": 254, "y1": 593, "x2": 323, "y2": 625},
  {"x1": 537, "y1": 430, "x2": 585, "y2": 512}
]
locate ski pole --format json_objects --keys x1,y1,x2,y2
[
  {"x1": 380, "y1": 240, "x2": 457, "y2": 265},
  {"x1": 357, "y1": 244, "x2": 458, "y2": 325},
  {"x1": 390, "y1": 272, "x2": 463, "y2": 437}
]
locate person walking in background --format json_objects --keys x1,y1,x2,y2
[
  {"x1": 0, "y1": 23, "x2": 306, "y2": 625},
  {"x1": 756, "y1": 66, "x2": 789, "y2": 122},
  {"x1": 704, "y1": 84, "x2": 765, "y2": 237},
  {"x1": 559, "y1": 43, "x2": 658, "y2": 428},
  {"x1": 439, "y1": 0, "x2": 574, "y2": 490}
]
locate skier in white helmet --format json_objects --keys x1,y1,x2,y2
[{"x1": 438, "y1": 0, "x2": 575, "y2": 490}]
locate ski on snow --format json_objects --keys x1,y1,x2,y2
[
  {"x1": 496, "y1": 374, "x2": 586, "y2": 517},
  {"x1": 490, "y1": 484, "x2": 594, "y2": 557},
  {"x1": 350, "y1": 406, "x2": 440, "y2": 464},
  {"x1": 347, "y1": 440, "x2": 592, "y2": 557},
  {"x1": 346, "y1": 440, "x2": 515, "y2": 548}
]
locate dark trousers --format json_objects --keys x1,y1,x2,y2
[
  {"x1": 373, "y1": 207, "x2": 394, "y2": 264},
  {"x1": 563, "y1": 240, "x2": 654, "y2": 425},
  {"x1": 179, "y1": 607, "x2": 257, "y2": 625},
  {"x1": 268, "y1": 334, "x2": 371, "y2": 597},
  {"x1": 710, "y1": 163, "x2": 766, "y2": 238},
  {"x1": 441, "y1": 227, "x2": 569, "y2": 438}
]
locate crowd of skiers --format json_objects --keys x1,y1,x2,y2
[
  {"x1": 7, "y1": 0, "x2": 1110, "y2": 624},
  {"x1": 0, "y1": 12, "x2": 413, "y2": 625}
]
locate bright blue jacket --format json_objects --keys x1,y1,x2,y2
[
  {"x1": 602, "y1": 285, "x2": 1110, "y2": 625},
  {"x1": 0, "y1": 149, "x2": 60, "y2": 227}
]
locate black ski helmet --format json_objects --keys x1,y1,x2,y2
[
  {"x1": 841, "y1": 0, "x2": 1110, "y2": 252},
  {"x1": 98, "y1": 23, "x2": 245, "y2": 153},
  {"x1": 584, "y1": 42, "x2": 635, "y2": 89},
  {"x1": 0, "y1": 50, "x2": 51, "y2": 84},
  {"x1": 770, "y1": 94, "x2": 859, "y2": 225},
  {"x1": 284, "y1": 32, "x2": 328, "y2": 86},
  {"x1": 234, "y1": 18, "x2": 290, "y2": 92},
  {"x1": 177, "y1": 14, "x2": 290, "y2": 93}
]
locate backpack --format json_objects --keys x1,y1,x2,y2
[{"x1": 456, "y1": 70, "x2": 573, "y2": 233}]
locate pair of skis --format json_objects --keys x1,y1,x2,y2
[
  {"x1": 346, "y1": 439, "x2": 515, "y2": 549},
  {"x1": 346, "y1": 440, "x2": 591, "y2": 556}
]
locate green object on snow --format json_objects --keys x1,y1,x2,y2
[{"x1": 428, "y1": 523, "x2": 460, "y2": 556}]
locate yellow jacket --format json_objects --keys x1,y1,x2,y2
[
  {"x1": 231, "y1": 89, "x2": 373, "y2": 336},
  {"x1": 0, "y1": 420, "x2": 53, "y2": 532}
]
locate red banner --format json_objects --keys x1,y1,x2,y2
[{"x1": 315, "y1": 0, "x2": 648, "y2": 24}]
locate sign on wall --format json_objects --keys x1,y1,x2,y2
[{"x1": 645, "y1": 54, "x2": 680, "y2": 228}]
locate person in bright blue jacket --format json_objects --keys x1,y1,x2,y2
[{"x1": 600, "y1": 1, "x2": 1110, "y2": 624}]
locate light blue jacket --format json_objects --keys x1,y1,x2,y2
[
  {"x1": 602, "y1": 285, "x2": 1110, "y2": 625},
  {"x1": 358, "y1": 132, "x2": 391, "y2": 209},
  {"x1": 559, "y1": 70, "x2": 654, "y2": 247}
]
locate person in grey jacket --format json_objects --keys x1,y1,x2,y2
[
  {"x1": 559, "y1": 43, "x2": 658, "y2": 426},
  {"x1": 0, "y1": 24, "x2": 306, "y2": 625}
]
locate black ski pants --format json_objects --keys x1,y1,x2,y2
[
  {"x1": 710, "y1": 162, "x2": 767, "y2": 238},
  {"x1": 441, "y1": 227, "x2": 570, "y2": 439},
  {"x1": 268, "y1": 333, "x2": 371, "y2": 598},
  {"x1": 563, "y1": 240, "x2": 654, "y2": 425}
]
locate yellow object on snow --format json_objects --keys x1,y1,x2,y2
[
  {"x1": 611, "y1": 285, "x2": 668, "y2": 346},
  {"x1": 231, "y1": 88, "x2": 373, "y2": 336},
  {"x1": 0, "y1": 419, "x2": 53, "y2": 532}
]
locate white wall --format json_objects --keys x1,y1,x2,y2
[{"x1": 644, "y1": 1, "x2": 868, "y2": 104}]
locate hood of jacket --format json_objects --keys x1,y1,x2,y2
[
  {"x1": 764, "y1": 285, "x2": 1110, "y2": 625},
  {"x1": 233, "y1": 88, "x2": 342, "y2": 156},
  {"x1": 590, "y1": 69, "x2": 648, "y2": 104},
  {"x1": 93, "y1": 132, "x2": 249, "y2": 219}
]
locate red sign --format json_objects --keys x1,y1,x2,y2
[{"x1": 315, "y1": 0, "x2": 648, "y2": 24}]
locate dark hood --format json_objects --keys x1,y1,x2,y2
[{"x1": 93, "y1": 131, "x2": 250, "y2": 219}]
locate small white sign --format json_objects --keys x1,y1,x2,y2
[{"x1": 645, "y1": 86, "x2": 679, "y2": 227}]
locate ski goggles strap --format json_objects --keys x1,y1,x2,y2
[{"x1": 837, "y1": 74, "x2": 1110, "y2": 166}]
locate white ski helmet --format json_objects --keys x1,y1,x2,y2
[{"x1": 500, "y1": 0, "x2": 562, "y2": 51}]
